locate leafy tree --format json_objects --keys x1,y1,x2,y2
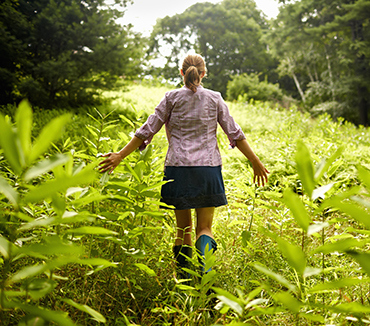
[
  {"x1": 267, "y1": 0, "x2": 370, "y2": 125},
  {"x1": 148, "y1": 0, "x2": 277, "y2": 96},
  {"x1": 0, "y1": 0, "x2": 145, "y2": 108}
]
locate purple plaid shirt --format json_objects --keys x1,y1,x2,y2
[{"x1": 135, "y1": 85, "x2": 246, "y2": 166}]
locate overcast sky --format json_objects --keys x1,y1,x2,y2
[{"x1": 122, "y1": 0, "x2": 280, "y2": 35}]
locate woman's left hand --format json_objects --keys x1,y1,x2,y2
[{"x1": 98, "y1": 152, "x2": 122, "y2": 174}]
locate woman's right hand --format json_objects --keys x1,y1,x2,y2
[{"x1": 98, "y1": 152, "x2": 123, "y2": 174}]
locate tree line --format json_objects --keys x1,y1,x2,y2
[{"x1": 1, "y1": 0, "x2": 369, "y2": 125}]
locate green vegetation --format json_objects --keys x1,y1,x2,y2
[
  {"x1": 1, "y1": 84, "x2": 370, "y2": 325},
  {"x1": 0, "y1": 0, "x2": 144, "y2": 108},
  {"x1": 226, "y1": 73, "x2": 283, "y2": 103},
  {"x1": 1, "y1": 0, "x2": 369, "y2": 124}
]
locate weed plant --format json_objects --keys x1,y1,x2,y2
[{"x1": 1, "y1": 85, "x2": 370, "y2": 325}]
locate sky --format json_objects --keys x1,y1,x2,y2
[{"x1": 122, "y1": 0, "x2": 280, "y2": 36}]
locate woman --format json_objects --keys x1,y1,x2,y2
[{"x1": 99, "y1": 54, "x2": 269, "y2": 278}]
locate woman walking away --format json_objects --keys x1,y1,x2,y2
[{"x1": 99, "y1": 54, "x2": 269, "y2": 279}]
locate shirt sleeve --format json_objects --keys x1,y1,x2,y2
[
  {"x1": 217, "y1": 93, "x2": 246, "y2": 148},
  {"x1": 135, "y1": 92, "x2": 172, "y2": 151}
]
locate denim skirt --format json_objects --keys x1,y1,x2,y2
[{"x1": 160, "y1": 166, "x2": 228, "y2": 210}]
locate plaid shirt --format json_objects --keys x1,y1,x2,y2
[{"x1": 135, "y1": 85, "x2": 246, "y2": 166}]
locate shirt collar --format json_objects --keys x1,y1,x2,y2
[{"x1": 183, "y1": 85, "x2": 203, "y2": 91}]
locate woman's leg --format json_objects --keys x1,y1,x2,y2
[
  {"x1": 174, "y1": 209, "x2": 192, "y2": 246},
  {"x1": 174, "y1": 209, "x2": 193, "y2": 280},
  {"x1": 195, "y1": 207, "x2": 215, "y2": 240},
  {"x1": 195, "y1": 207, "x2": 217, "y2": 273}
]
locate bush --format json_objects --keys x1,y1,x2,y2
[{"x1": 227, "y1": 72, "x2": 283, "y2": 102}]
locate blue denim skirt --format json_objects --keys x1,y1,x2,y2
[{"x1": 161, "y1": 166, "x2": 228, "y2": 210}]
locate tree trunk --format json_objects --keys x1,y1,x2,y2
[{"x1": 292, "y1": 72, "x2": 306, "y2": 103}]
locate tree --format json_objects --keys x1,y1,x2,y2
[
  {"x1": 267, "y1": 0, "x2": 370, "y2": 125},
  {"x1": 0, "y1": 0, "x2": 145, "y2": 108},
  {"x1": 148, "y1": 0, "x2": 277, "y2": 96}
]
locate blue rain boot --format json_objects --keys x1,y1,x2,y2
[
  {"x1": 173, "y1": 245, "x2": 192, "y2": 281},
  {"x1": 195, "y1": 234, "x2": 217, "y2": 273}
]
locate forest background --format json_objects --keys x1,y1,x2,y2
[{"x1": 1, "y1": 0, "x2": 370, "y2": 325}]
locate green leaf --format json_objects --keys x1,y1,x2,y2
[
  {"x1": 135, "y1": 263, "x2": 156, "y2": 277},
  {"x1": 77, "y1": 258, "x2": 117, "y2": 268},
  {"x1": 24, "y1": 154, "x2": 71, "y2": 181},
  {"x1": 273, "y1": 292, "x2": 302, "y2": 313},
  {"x1": 317, "y1": 302, "x2": 370, "y2": 314},
  {"x1": 295, "y1": 141, "x2": 315, "y2": 197},
  {"x1": 358, "y1": 165, "x2": 370, "y2": 192},
  {"x1": 10, "y1": 264, "x2": 48, "y2": 284},
  {"x1": 66, "y1": 227, "x2": 118, "y2": 235},
  {"x1": 312, "y1": 238, "x2": 370, "y2": 255},
  {"x1": 311, "y1": 183, "x2": 334, "y2": 201},
  {"x1": 15, "y1": 99, "x2": 33, "y2": 160},
  {"x1": 212, "y1": 287, "x2": 243, "y2": 316},
  {"x1": 308, "y1": 278, "x2": 370, "y2": 293},
  {"x1": 19, "y1": 316, "x2": 45, "y2": 326},
  {"x1": 303, "y1": 267, "x2": 322, "y2": 278},
  {"x1": 26, "y1": 279, "x2": 58, "y2": 300},
  {"x1": 298, "y1": 312, "x2": 325, "y2": 322},
  {"x1": 23, "y1": 162, "x2": 97, "y2": 203},
  {"x1": 0, "y1": 114, "x2": 22, "y2": 174},
  {"x1": 314, "y1": 146, "x2": 344, "y2": 182},
  {"x1": 276, "y1": 237, "x2": 306, "y2": 275},
  {"x1": 63, "y1": 298, "x2": 106, "y2": 323},
  {"x1": 119, "y1": 114, "x2": 135, "y2": 128},
  {"x1": 29, "y1": 114, "x2": 71, "y2": 164},
  {"x1": 346, "y1": 251, "x2": 370, "y2": 277},
  {"x1": 0, "y1": 236, "x2": 16, "y2": 259},
  {"x1": 283, "y1": 188, "x2": 311, "y2": 231},
  {"x1": 307, "y1": 222, "x2": 329, "y2": 236},
  {"x1": 252, "y1": 263, "x2": 297, "y2": 292},
  {"x1": 10, "y1": 257, "x2": 78, "y2": 284},
  {"x1": 327, "y1": 199, "x2": 370, "y2": 229},
  {"x1": 0, "y1": 175, "x2": 19, "y2": 206},
  {"x1": 18, "y1": 236, "x2": 83, "y2": 257},
  {"x1": 124, "y1": 161, "x2": 141, "y2": 182},
  {"x1": 4, "y1": 302, "x2": 75, "y2": 326}
]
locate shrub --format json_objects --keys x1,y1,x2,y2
[{"x1": 227, "y1": 72, "x2": 283, "y2": 102}]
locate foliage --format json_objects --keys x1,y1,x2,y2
[
  {"x1": 148, "y1": 0, "x2": 276, "y2": 96},
  {"x1": 226, "y1": 73, "x2": 283, "y2": 102},
  {"x1": 1, "y1": 85, "x2": 370, "y2": 325},
  {"x1": 0, "y1": 0, "x2": 145, "y2": 108},
  {"x1": 266, "y1": 0, "x2": 370, "y2": 125}
]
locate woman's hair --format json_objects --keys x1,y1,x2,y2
[{"x1": 181, "y1": 54, "x2": 207, "y2": 93}]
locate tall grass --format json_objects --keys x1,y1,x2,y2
[{"x1": 1, "y1": 85, "x2": 370, "y2": 325}]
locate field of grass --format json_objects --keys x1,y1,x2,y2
[{"x1": 1, "y1": 83, "x2": 370, "y2": 325}]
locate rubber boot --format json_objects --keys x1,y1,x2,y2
[
  {"x1": 195, "y1": 234, "x2": 217, "y2": 273},
  {"x1": 173, "y1": 245, "x2": 192, "y2": 280}
]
